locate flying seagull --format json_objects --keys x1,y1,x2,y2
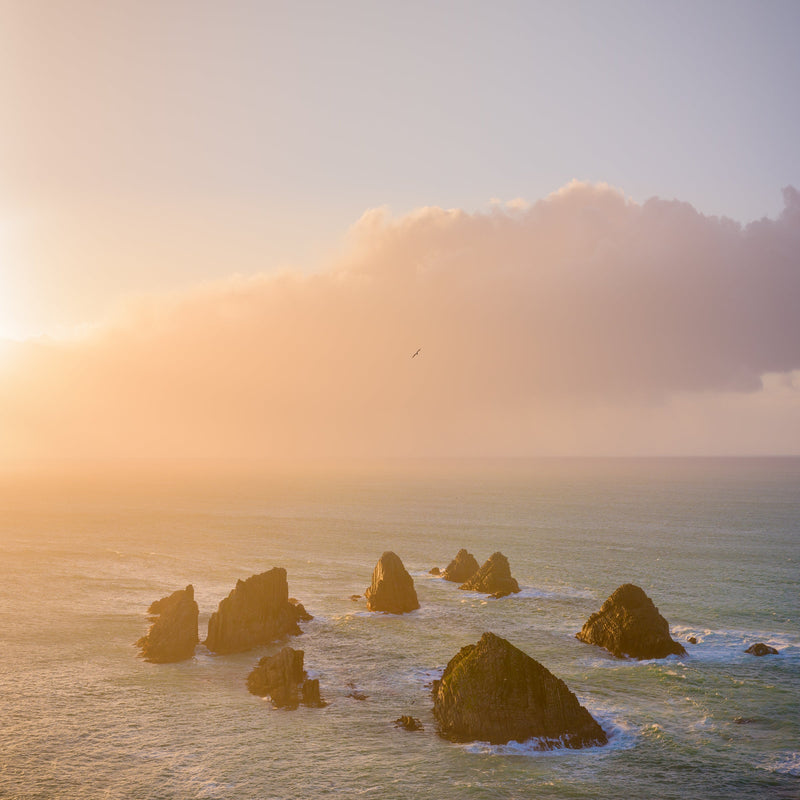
[{"x1": 411, "y1": 348, "x2": 421, "y2": 358}]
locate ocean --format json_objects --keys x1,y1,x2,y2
[{"x1": 1, "y1": 458, "x2": 798, "y2": 799}]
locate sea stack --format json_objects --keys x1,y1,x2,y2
[
  {"x1": 136, "y1": 585, "x2": 199, "y2": 663},
  {"x1": 364, "y1": 551, "x2": 420, "y2": 614},
  {"x1": 459, "y1": 552, "x2": 520, "y2": 598},
  {"x1": 441, "y1": 549, "x2": 480, "y2": 583},
  {"x1": 205, "y1": 568, "x2": 306, "y2": 654},
  {"x1": 432, "y1": 632, "x2": 607, "y2": 748},
  {"x1": 246, "y1": 646, "x2": 326, "y2": 708},
  {"x1": 576, "y1": 583, "x2": 686, "y2": 659}
]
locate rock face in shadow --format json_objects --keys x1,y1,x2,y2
[
  {"x1": 136, "y1": 585, "x2": 199, "y2": 663},
  {"x1": 442, "y1": 549, "x2": 480, "y2": 583},
  {"x1": 246, "y1": 646, "x2": 326, "y2": 708},
  {"x1": 205, "y1": 568, "x2": 306, "y2": 654},
  {"x1": 458, "y1": 552, "x2": 520, "y2": 598},
  {"x1": 746, "y1": 642, "x2": 778, "y2": 656},
  {"x1": 432, "y1": 632, "x2": 607, "y2": 748},
  {"x1": 576, "y1": 583, "x2": 686, "y2": 660},
  {"x1": 364, "y1": 551, "x2": 420, "y2": 614}
]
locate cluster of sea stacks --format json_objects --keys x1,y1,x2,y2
[
  {"x1": 432, "y1": 548, "x2": 521, "y2": 598},
  {"x1": 136, "y1": 549, "x2": 779, "y2": 748}
]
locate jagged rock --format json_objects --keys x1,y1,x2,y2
[
  {"x1": 432, "y1": 632, "x2": 607, "y2": 748},
  {"x1": 136, "y1": 585, "x2": 199, "y2": 663},
  {"x1": 364, "y1": 551, "x2": 420, "y2": 614},
  {"x1": 745, "y1": 642, "x2": 778, "y2": 656},
  {"x1": 576, "y1": 583, "x2": 686, "y2": 660},
  {"x1": 292, "y1": 600, "x2": 313, "y2": 622},
  {"x1": 205, "y1": 568, "x2": 307, "y2": 654},
  {"x1": 247, "y1": 646, "x2": 305, "y2": 707},
  {"x1": 302, "y1": 678, "x2": 327, "y2": 707},
  {"x1": 429, "y1": 567, "x2": 441, "y2": 575},
  {"x1": 459, "y1": 552, "x2": 520, "y2": 597},
  {"x1": 442, "y1": 549, "x2": 480, "y2": 583},
  {"x1": 247, "y1": 646, "x2": 326, "y2": 708},
  {"x1": 394, "y1": 715, "x2": 423, "y2": 731}
]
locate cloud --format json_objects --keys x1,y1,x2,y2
[{"x1": 1, "y1": 181, "x2": 799, "y2": 459}]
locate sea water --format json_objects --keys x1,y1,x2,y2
[{"x1": 0, "y1": 458, "x2": 798, "y2": 800}]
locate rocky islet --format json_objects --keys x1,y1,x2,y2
[
  {"x1": 576, "y1": 583, "x2": 686, "y2": 660},
  {"x1": 432, "y1": 632, "x2": 608, "y2": 748},
  {"x1": 136, "y1": 584, "x2": 199, "y2": 663},
  {"x1": 364, "y1": 551, "x2": 420, "y2": 614}
]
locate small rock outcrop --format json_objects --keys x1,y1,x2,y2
[
  {"x1": 364, "y1": 551, "x2": 420, "y2": 614},
  {"x1": 442, "y1": 549, "x2": 480, "y2": 583},
  {"x1": 205, "y1": 568, "x2": 307, "y2": 654},
  {"x1": 429, "y1": 567, "x2": 441, "y2": 576},
  {"x1": 136, "y1": 585, "x2": 199, "y2": 663},
  {"x1": 301, "y1": 678, "x2": 326, "y2": 707},
  {"x1": 745, "y1": 642, "x2": 778, "y2": 656},
  {"x1": 458, "y1": 552, "x2": 520, "y2": 598},
  {"x1": 394, "y1": 715, "x2": 423, "y2": 731},
  {"x1": 576, "y1": 583, "x2": 686, "y2": 660},
  {"x1": 247, "y1": 646, "x2": 326, "y2": 708},
  {"x1": 432, "y1": 632, "x2": 607, "y2": 748}
]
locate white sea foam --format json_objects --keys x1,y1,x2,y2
[{"x1": 759, "y1": 751, "x2": 800, "y2": 777}]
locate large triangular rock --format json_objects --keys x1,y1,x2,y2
[
  {"x1": 441, "y1": 549, "x2": 480, "y2": 583},
  {"x1": 205, "y1": 568, "x2": 306, "y2": 654},
  {"x1": 136, "y1": 585, "x2": 199, "y2": 663},
  {"x1": 432, "y1": 632, "x2": 607, "y2": 748},
  {"x1": 576, "y1": 583, "x2": 686, "y2": 660},
  {"x1": 364, "y1": 551, "x2": 420, "y2": 614},
  {"x1": 459, "y1": 552, "x2": 520, "y2": 597}
]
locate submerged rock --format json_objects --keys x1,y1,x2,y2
[
  {"x1": 458, "y1": 552, "x2": 520, "y2": 597},
  {"x1": 394, "y1": 715, "x2": 424, "y2": 731},
  {"x1": 364, "y1": 551, "x2": 420, "y2": 614},
  {"x1": 442, "y1": 549, "x2": 480, "y2": 583},
  {"x1": 205, "y1": 568, "x2": 307, "y2": 654},
  {"x1": 247, "y1": 646, "x2": 326, "y2": 708},
  {"x1": 576, "y1": 583, "x2": 686, "y2": 660},
  {"x1": 432, "y1": 632, "x2": 607, "y2": 748},
  {"x1": 745, "y1": 642, "x2": 778, "y2": 656},
  {"x1": 136, "y1": 585, "x2": 199, "y2": 663}
]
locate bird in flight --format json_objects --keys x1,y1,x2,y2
[{"x1": 411, "y1": 348, "x2": 421, "y2": 358}]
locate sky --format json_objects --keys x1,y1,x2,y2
[{"x1": 0, "y1": 0, "x2": 799, "y2": 459}]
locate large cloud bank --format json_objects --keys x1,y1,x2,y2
[{"x1": 2, "y1": 182, "x2": 799, "y2": 459}]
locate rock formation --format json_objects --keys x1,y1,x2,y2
[
  {"x1": 301, "y1": 678, "x2": 326, "y2": 707},
  {"x1": 458, "y1": 552, "x2": 520, "y2": 597},
  {"x1": 364, "y1": 551, "x2": 420, "y2": 614},
  {"x1": 442, "y1": 549, "x2": 480, "y2": 583},
  {"x1": 745, "y1": 642, "x2": 778, "y2": 656},
  {"x1": 576, "y1": 583, "x2": 686, "y2": 660},
  {"x1": 205, "y1": 568, "x2": 307, "y2": 654},
  {"x1": 429, "y1": 567, "x2": 441, "y2": 575},
  {"x1": 432, "y1": 632, "x2": 607, "y2": 748},
  {"x1": 247, "y1": 646, "x2": 326, "y2": 708},
  {"x1": 394, "y1": 715, "x2": 424, "y2": 731},
  {"x1": 136, "y1": 585, "x2": 199, "y2": 663}
]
